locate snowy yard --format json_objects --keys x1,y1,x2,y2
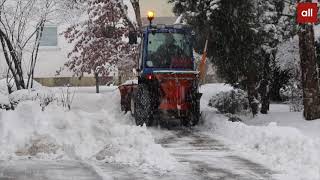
[
  {"x1": 0, "y1": 83, "x2": 319, "y2": 180},
  {"x1": 1, "y1": 0, "x2": 319, "y2": 179}
]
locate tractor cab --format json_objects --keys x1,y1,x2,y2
[{"x1": 138, "y1": 24, "x2": 195, "y2": 75}]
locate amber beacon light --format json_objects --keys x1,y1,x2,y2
[{"x1": 147, "y1": 11, "x2": 155, "y2": 25}]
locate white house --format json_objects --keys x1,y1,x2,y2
[{"x1": 0, "y1": 0, "x2": 176, "y2": 86}]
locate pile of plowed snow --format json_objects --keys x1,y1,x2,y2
[
  {"x1": 0, "y1": 87, "x2": 176, "y2": 171},
  {"x1": 203, "y1": 113, "x2": 320, "y2": 180},
  {"x1": 0, "y1": 79, "x2": 42, "y2": 95},
  {"x1": 201, "y1": 84, "x2": 320, "y2": 180}
]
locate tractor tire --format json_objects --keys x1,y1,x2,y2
[
  {"x1": 181, "y1": 118, "x2": 190, "y2": 127},
  {"x1": 182, "y1": 92, "x2": 201, "y2": 127},
  {"x1": 181, "y1": 113, "x2": 200, "y2": 127},
  {"x1": 191, "y1": 111, "x2": 200, "y2": 126},
  {"x1": 191, "y1": 100, "x2": 201, "y2": 126},
  {"x1": 187, "y1": 95, "x2": 201, "y2": 126},
  {"x1": 134, "y1": 84, "x2": 154, "y2": 126}
]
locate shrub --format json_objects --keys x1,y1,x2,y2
[
  {"x1": 209, "y1": 89, "x2": 250, "y2": 114},
  {"x1": 57, "y1": 86, "x2": 75, "y2": 111},
  {"x1": 9, "y1": 89, "x2": 56, "y2": 111},
  {"x1": 280, "y1": 80, "x2": 303, "y2": 112}
]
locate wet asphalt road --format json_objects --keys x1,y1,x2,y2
[{"x1": 0, "y1": 129, "x2": 277, "y2": 180}]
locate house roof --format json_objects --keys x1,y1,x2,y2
[{"x1": 141, "y1": 17, "x2": 177, "y2": 26}]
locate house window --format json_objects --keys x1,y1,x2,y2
[{"x1": 40, "y1": 26, "x2": 58, "y2": 46}]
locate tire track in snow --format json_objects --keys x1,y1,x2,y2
[
  {"x1": 0, "y1": 160, "x2": 103, "y2": 180},
  {"x1": 156, "y1": 129, "x2": 277, "y2": 180}
]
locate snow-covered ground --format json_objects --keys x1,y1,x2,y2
[
  {"x1": 0, "y1": 85, "x2": 177, "y2": 174},
  {"x1": 200, "y1": 84, "x2": 320, "y2": 180},
  {"x1": 0, "y1": 83, "x2": 319, "y2": 180}
]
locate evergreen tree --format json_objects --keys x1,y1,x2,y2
[
  {"x1": 254, "y1": 0, "x2": 296, "y2": 113},
  {"x1": 169, "y1": 0, "x2": 295, "y2": 115}
]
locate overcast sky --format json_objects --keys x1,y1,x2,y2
[{"x1": 140, "y1": 0, "x2": 175, "y2": 17}]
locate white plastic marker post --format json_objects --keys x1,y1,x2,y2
[{"x1": 199, "y1": 39, "x2": 209, "y2": 84}]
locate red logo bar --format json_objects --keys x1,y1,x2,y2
[{"x1": 297, "y1": 3, "x2": 318, "y2": 24}]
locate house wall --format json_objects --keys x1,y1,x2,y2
[
  {"x1": 35, "y1": 25, "x2": 73, "y2": 78},
  {"x1": 0, "y1": 22, "x2": 106, "y2": 86}
]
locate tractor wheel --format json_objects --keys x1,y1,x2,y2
[
  {"x1": 134, "y1": 84, "x2": 153, "y2": 126},
  {"x1": 181, "y1": 118, "x2": 190, "y2": 127},
  {"x1": 191, "y1": 112, "x2": 200, "y2": 126},
  {"x1": 191, "y1": 102, "x2": 201, "y2": 126},
  {"x1": 181, "y1": 114, "x2": 199, "y2": 127}
]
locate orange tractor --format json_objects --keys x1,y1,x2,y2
[{"x1": 119, "y1": 12, "x2": 207, "y2": 127}]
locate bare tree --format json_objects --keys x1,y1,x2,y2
[
  {"x1": 130, "y1": 0, "x2": 142, "y2": 30},
  {"x1": 0, "y1": 0, "x2": 54, "y2": 92}
]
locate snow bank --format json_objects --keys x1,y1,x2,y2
[
  {"x1": 245, "y1": 105, "x2": 320, "y2": 138},
  {"x1": 203, "y1": 114, "x2": 320, "y2": 180},
  {"x1": 0, "y1": 94, "x2": 9, "y2": 105},
  {"x1": 0, "y1": 78, "x2": 42, "y2": 95},
  {"x1": 9, "y1": 88, "x2": 55, "y2": 104},
  {"x1": 0, "y1": 79, "x2": 9, "y2": 95},
  {"x1": 0, "y1": 88, "x2": 176, "y2": 172},
  {"x1": 201, "y1": 84, "x2": 320, "y2": 180}
]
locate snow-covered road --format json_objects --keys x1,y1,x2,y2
[
  {"x1": 0, "y1": 128, "x2": 275, "y2": 180},
  {"x1": 154, "y1": 129, "x2": 275, "y2": 180},
  {"x1": 0, "y1": 160, "x2": 102, "y2": 180}
]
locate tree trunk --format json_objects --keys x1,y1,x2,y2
[
  {"x1": 6, "y1": 70, "x2": 13, "y2": 94},
  {"x1": 0, "y1": 30, "x2": 26, "y2": 90},
  {"x1": 131, "y1": 0, "x2": 142, "y2": 29},
  {"x1": 0, "y1": 36, "x2": 20, "y2": 90},
  {"x1": 259, "y1": 79, "x2": 270, "y2": 114},
  {"x1": 28, "y1": 23, "x2": 44, "y2": 89},
  {"x1": 95, "y1": 73, "x2": 100, "y2": 94},
  {"x1": 247, "y1": 77, "x2": 259, "y2": 116},
  {"x1": 298, "y1": 24, "x2": 320, "y2": 120},
  {"x1": 260, "y1": 54, "x2": 271, "y2": 114}
]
